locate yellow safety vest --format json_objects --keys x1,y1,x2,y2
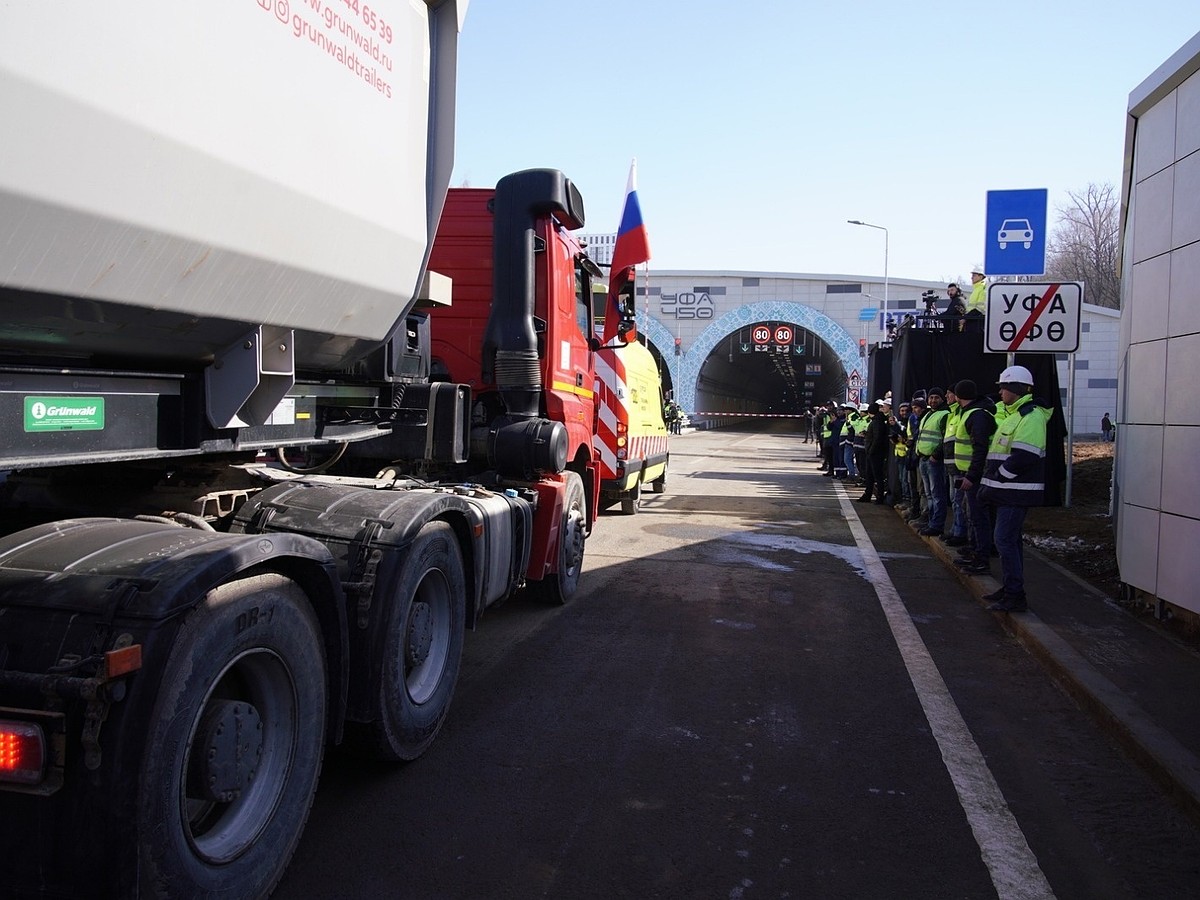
[
  {"x1": 981, "y1": 394, "x2": 1050, "y2": 504},
  {"x1": 916, "y1": 408, "x2": 949, "y2": 457},
  {"x1": 941, "y1": 403, "x2": 962, "y2": 466},
  {"x1": 952, "y1": 406, "x2": 992, "y2": 473},
  {"x1": 967, "y1": 280, "x2": 986, "y2": 313}
]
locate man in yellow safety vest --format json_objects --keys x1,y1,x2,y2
[
  {"x1": 977, "y1": 366, "x2": 1052, "y2": 611},
  {"x1": 964, "y1": 264, "x2": 986, "y2": 332},
  {"x1": 949, "y1": 380, "x2": 998, "y2": 576},
  {"x1": 914, "y1": 387, "x2": 950, "y2": 536}
]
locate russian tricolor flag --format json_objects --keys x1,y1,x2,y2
[{"x1": 603, "y1": 159, "x2": 651, "y2": 342}]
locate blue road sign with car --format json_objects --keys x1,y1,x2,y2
[{"x1": 985, "y1": 189, "x2": 1047, "y2": 276}]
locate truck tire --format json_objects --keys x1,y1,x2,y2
[
  {"x1": 137, "y1": 573, "x2": 327, "y2": 899},
  {"x1": 344, "y1": 520, "x2": 465, "y2": 761},
  {"x1": 529, "y1": 470, "x2": 587, "y2": 605},
  {"x1": 621, "y1": 480, "x2": 640, "y2": 515},
  {"x1": 650, "y1": 470, "x2": 666, "y2": 494}
]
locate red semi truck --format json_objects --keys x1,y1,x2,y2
[
  {"x1": 423, "y1": 183, "x2": 603, "y2": 600},
  {"x1": 0, "y1": 3, "x2": 607, "y2": 897}
]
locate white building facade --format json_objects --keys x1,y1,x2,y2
[
  {"x1": 1115, "y1": 31, "x2": 1200, "y2": 620},
  {"x1": 1063, "y1": 305, "x2": 1120, "y2": 436}
]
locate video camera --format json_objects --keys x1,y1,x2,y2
[{"x1": 921, "y1": 290, "x2": 940, "y2": 312}]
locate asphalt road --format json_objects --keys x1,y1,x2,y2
[{"x1": 274, "y1": 426, "x2": 1200, "y2": 900}]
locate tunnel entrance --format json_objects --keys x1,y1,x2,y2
[
  {"x1": 634, "y1": 300, "x2": 861, "y2": 423},
  {"x1": 693, "y1": 322, "x2": 846, "y2": 417}
]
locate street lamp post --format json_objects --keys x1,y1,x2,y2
[
  {"x1": 847, "y1": 220, "x2": 888, "y2": 309},
  {"x1": 847, "y1": 220, "x2": 888, "y2": 399}
]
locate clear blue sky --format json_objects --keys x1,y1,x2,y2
[{"x1": 451, "y1": 2, "x2": 1198, "y2": 287}]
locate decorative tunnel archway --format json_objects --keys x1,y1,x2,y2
[
  {"x1": 635, "y1": 314, "x2": 680, "y2": 394},
  {"x1": 643, "y1": 302, "x2": 860, "y2": 415}
]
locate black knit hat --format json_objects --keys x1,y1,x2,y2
[
  {"x1": 954, "y1": 379, "x2": 978, "y2": 401},
  {"x1": 927, "y1": 386, "x2": 945, "y2": 399}
]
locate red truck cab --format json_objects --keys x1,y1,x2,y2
[{"x1": 426, "y1": 170, "x2": 604, "y2": 600}]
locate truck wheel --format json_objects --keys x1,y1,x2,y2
[
  {"x1": 621, "y1": 480, "x2": 641, "y2": 515},
  {"x1": 650, "y1": 472, "x2": 666, "y2": 494},
  {"x1": 344, "y1": 520, "x2": 465, "y2": 761},
  {"x1": 137, "y1": 573, "x2": 327, "y2": 899},
  {"x1": 529, "y1": 470, "x2": 587, "y2": 605}
]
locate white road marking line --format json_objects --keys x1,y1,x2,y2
[{"x1": 838, "y1": 486, "x2": 1056, "y2": 900}]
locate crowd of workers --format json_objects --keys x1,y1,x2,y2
[{"x1": 806, "y1": 364, "x2": 1052, "y2": 613}]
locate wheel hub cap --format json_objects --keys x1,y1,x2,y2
[
  {"x1": 190, "y1": 699, "x2": 264, "y2": 803},
  {"x1": 407, "y1": 601, "x2": 433, "y2": 668}
]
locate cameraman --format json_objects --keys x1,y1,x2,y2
[{"x1": 939, "y1": 283, "x2": 967, "y2": 331}]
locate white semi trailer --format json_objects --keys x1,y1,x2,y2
[{"x1": 0, "y1": 3, "x2": 605, "y2": 897}]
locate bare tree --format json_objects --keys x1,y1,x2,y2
[{"x1": 1045, "y1": 182, "x2": 1120, "y2": 309}]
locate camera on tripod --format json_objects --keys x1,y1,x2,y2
[{"x1": 921, "y1": 290, "x2": 940, "y2": 313}]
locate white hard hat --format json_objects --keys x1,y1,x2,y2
[
  {"x1": 876, "y1": 397, "x2": 891, "y2": 407},
  {"x1": 971, "y1": 263, "x2": 985, "y2": 275},
  {"x1": 999, "y1": 365, "x2": 1034, "y2": 386},
  {"x1": 858, "y1": 402, "x2": 870, "y2": 412}
]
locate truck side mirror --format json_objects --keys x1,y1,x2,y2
[{"x1": 616, "y1": 279, "x2": 637, "y2": 344}]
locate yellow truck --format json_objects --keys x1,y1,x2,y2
[{"x1": 594, "y1": 329, "x2": 670, "y2": 514}]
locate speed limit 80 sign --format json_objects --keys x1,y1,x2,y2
[{"x1": 985, "y1": 282, "x2": 1083, "y2": 354}]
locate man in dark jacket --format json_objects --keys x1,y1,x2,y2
[
  {"x1": 905, "y1": 395, "x2": 927, "y2": 522},
  {"x1": 939, "y1": 283, "x2": 968, "y2": 331},
  {"x1": 824, "y1": 405, "x2": 847, "y2": 478},
  {"x1": 821, "y1": 403, "x2": 839, "y2": 469},
  {"x1": 857, "y1": 399, "x2": 891, "y2": 503},
  {"x1": 949, "y1": 380, "x2": 998, "y2": 575}
]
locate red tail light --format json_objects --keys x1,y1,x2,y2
[{"x1": 0, "y1": 720, "x2": 46, "y2": 786}]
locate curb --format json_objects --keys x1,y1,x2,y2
[{"x1": 899, "y1": 511, "x2": 1200, "y2": 826}]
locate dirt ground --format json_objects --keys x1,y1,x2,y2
[
  {"x1": 1024, "y1": 440, "x2": 1199, "y2": 643},
  {"x1": 1024, "y1": 440, "x2": 1117, "y2": 595}
]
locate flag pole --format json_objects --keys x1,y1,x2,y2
[{"x1": 641, "y1": 260, "x2": 649, "y2": 346}]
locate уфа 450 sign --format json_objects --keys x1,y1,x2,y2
[
  {"x1": 985, "y1": 282, "x2": 1083, "y2": 354},
  {"x1": 660, "y1": 292, "x2": 715, "y2": 319}
]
